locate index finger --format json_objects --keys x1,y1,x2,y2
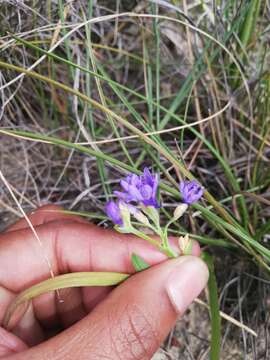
[
  {"x1": 5, "y1": 205, "x2": 87, "y2": 233},
  {"x1": 0, "y1": 221, "x2": 200, "y2": 292}
]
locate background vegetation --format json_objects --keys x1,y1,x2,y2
[{"x1": 0, "y1": 1, "x2": 269, "y2": 358}]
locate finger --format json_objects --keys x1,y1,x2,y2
[
  {"x1": 0, "y1": 287, "x2": 44, "y2": 347},
  {"x1": 5, "y1": 205, "x2": 87, "y2": 232},
  {"x1": 0, "y1": 222, "x2": 200, "y2": 291},
  {"x1": 11, "y1": 256, "x2": 209, "y2": 360},
  {"x1": 12, "y1": 303, "x2": 44, "y2": 347},
  {"x1": 0, "y1": 327, "x2": 28, "y2": 357}
]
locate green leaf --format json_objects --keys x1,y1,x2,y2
[
  {"x1": 131, "y1": 253, "x2": 150, "y2": 272},
  {"x1": 202, "y1": 252, "x2": 221, "y2": 360}
]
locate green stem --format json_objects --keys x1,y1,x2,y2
[{"x1": 131, "y1": 228, "x2": 176, "y2": 258}]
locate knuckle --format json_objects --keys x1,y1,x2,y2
[{"x1": 109, "y1": 303, "x2": 159, "y2": 360}]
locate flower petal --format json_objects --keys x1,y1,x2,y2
[
  {"x1": 128, "y1": 185, "x2": 144, "y2": 201},
  {"x1": 120, "y1": 180, "x2": 130, "y2": 192},
  {"x1": 140, "y1": 184, "x2": 153, "y2": 200},
  {"x1": 105, "y1": 201, "x2": 123, "y2": 225}
]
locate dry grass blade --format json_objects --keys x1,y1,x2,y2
[
  {"x1": 76, "y1": 101, "x2": 231, "y2": 145},
  {"x1": 194, "y1": 298, "x2": 257, "y2": 338}
]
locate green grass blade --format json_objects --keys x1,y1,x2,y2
[
  {"x1": 202, "y1": 252, "x2": 221, "y2": 360},
  {"x1": 131, "y1": 253, "x2": 150, "y2": 272}
]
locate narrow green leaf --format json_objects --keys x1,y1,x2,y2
[
  {"x1": 131, "y1": 253, "x2": 150, "y2": 272},
  {"x1": 202, "y1": 252, "x2": 221, "y2": 360}
]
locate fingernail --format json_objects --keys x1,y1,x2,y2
[{"x1": 166, "y1": 257, "x2": 209, "y2": 314}]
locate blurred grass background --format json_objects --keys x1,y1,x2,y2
[{"x1": 0, "y1": 0, "x2": 270, "y2": 358}]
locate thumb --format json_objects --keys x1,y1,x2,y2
[{"x1": 12, "y1": 256, "x2": 209, "y2": 360}]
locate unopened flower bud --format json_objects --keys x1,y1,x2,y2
[
  {"x1": 119, "y1": 201, "x2": 132, "y2": 228},
  {"x1": 178, "y1": 234, "x2": 193, "y2": 255},
  {"x1": 133, "y1": 211, "x2": 150, "y2": 226},
  {"x1": 173, "y1": 203, "x2": 188, "y2": 220}
]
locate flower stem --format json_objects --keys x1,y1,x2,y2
[
  {"x1": 159, "y1": 231, "x2": 178, "y2": 258},
  {"x1": 130, "y1": 228, "x2": 176, "y2": 258}
]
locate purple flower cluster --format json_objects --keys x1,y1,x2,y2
[
  {"x1": 105, "y1": 167, "x2": 204, "y2": 225},
  {"x1": 115, "y1": 168, "x2": 159, "y2": 208},
  {"x1": 106, "y1": 167, "x2": 159, "y2": 225}
]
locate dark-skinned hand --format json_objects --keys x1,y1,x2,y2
[{"x1": 0, "y1": 205, "x2": 209, "y2": 359}]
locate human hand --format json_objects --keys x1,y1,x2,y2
[{"x1": 0, "y1": 205, "x2": 209, "y2": 359}]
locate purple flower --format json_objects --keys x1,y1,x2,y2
[
  {"x1": 179, "y1": 180, "x2": 204, "y2": 205},
  {"x1": 105, "y1": 200, "x2": 139, "y2": 226},
  {"x1": 114, "y1": 167, "x2": 159, "y2": 208},
  {"x1": 105, "y1": 201, "x2": 123, "y2": 225}
]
